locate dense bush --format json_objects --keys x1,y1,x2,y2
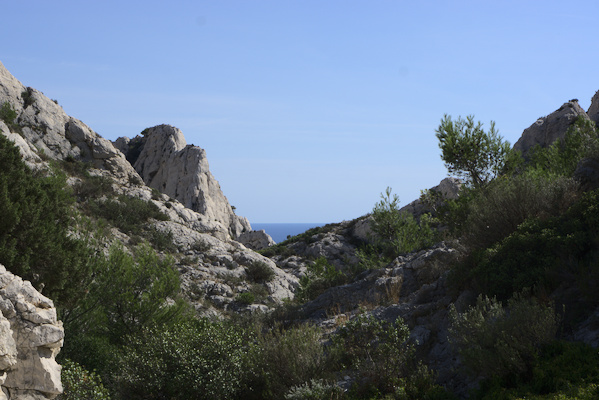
[
  {"x1": 457, "y1": 189, "x2": 599, "y2": 300},
  {"x1": 117, "y1": 319, "x2": 252, "y2": 400},
  {"x1": 57, "y1": 359, "x2": 110, "y2": 400},
  {"x1": 0, "y1": 102, "x2": 17, "y2": 125},
  {"x1": 449, "y1": 293, "x2": 558, "y2": 381},
  {"x1": 0, "y1": 132, "x2": 96, "y2": 308},
  {"x1": 474, "y1": 341, "x2": 599, "y2": 399},
  {"x1": 296, "y1": 257, "x2": 346, "y2": 302},
  {"x1": 89, "y1": 194, "x2": 168, "y2": 235},
  {"x1": 246, "y1": 260, "x2": 275, "y2": 283},
  {"x1": 460, "y1": 171, "x2": 578, "y2": 251},
  {"x1": 367, "y1": 187, "x2": 438, "y2": 261},
  {"x1": 333, "y1": 313, "x2": 445, "y2": 399},
  {"x1": 530, "y1": 115, "x2": 599, "y2": 177},
  {"x1": 247, "y1": 323, "x2": 332, "y2": 400}
]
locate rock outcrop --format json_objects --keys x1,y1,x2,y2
[
  {"x1": 513, "y1": 99, "x2": 589, "y2": 158},
  {"x1": 0, "y1": 264, "x2": 63, "y2": 400},
  {"x1": 587, "y1": 90, "x2": 599, "y2": 126},
  {"x1": 0, "y1": 62, "x2": 139, "y2": 182},
  {"x1": 151, "y1": 221, "x2": 298, "y2": 313},
  {"x1": 237, "y1": 230, "x2": 276, "y2": 250},
  {"x1": 116, "y1": 125, "x2": 251, "y2": 237}
]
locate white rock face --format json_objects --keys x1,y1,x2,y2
[
  {"x1": 0, "y1": 265, "x2": 63, "y2": 400},
  {"x1": 237, "y1": 230, "x2": 276, "y2": 250},
  {"x1": 0, "y1": 61, "x2": 140, "y2": 183},
  {"x1": 125, "y1": 125, "x2": 251, "y2": 237}
]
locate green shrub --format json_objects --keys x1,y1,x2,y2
[
  {"x1": 247, "y1": 323, "x2": 330, "y2": 400},
  {"x1": 460, "y1": 189, "x2": 599, "y2": 300},
  {"x1": 474, "y1": 341, "x2": 599, "y2": 399},
  {"x1": 449, "y1": 292, "x2": 558, "y2": 380},
  {"x1": 0, "y1": 102, "x2": 17, "y2": 125},
  {"x1": 529, "y1": 115, "x2": 599, "y2": 177},
  {"x1": 368, "y1": 187, "x2": 438, "y2": 261},
  {"x1": 63, "y1": 243, "x2": 186, "y2": 346},
  {"x1": 89, "y1": 195, "x2": 168, "y2": 235},
  {"x1": 461, "y1": 171, "x2": 578, "y2": 251},
  {"x1": 296, "y1": 257, "x2": 345, "y2": 302},
  {"x1": 333, "y1": 313, "x2": 442, "y2": 399},
  {"x1": 0, "y1": 133, "x2": 97, "y2": 308},
  {"x1": 284, "y1": 379, "x2": 342, "y2": 400},
  {"x1": 57, "y1": 359, "x2": 110, "y2": 400},
  {"x1": 117, "y1": 319, "x2": 253, "y2": 400},
  {"x1": 236, "y1": 291, "x2": 255, "y2": 304},
  {"x1": 246, "y1": 260, "x2": 275, "y2": 283}
]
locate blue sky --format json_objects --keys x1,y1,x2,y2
[{"x1": 2, "y1": 1, "x2": 599, "y2": 223}]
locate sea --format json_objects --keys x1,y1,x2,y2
[{"x1": 251, "y1": 223, "x2": 329, "y2": 244}]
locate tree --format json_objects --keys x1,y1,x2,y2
[{"x1": 436, "y1": 114, "x2": 516, "y2": 188}]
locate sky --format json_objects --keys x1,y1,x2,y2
[{"x1": 2, "y1": 1, "x2": 599, "y2": 223}]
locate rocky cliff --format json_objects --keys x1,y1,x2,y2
[
  {"x1": 114, "y1": 125, "x2": 251, "y2": 238},
  {"x1": 0, "y1": 265, "x2": 63, "y2": 400}
]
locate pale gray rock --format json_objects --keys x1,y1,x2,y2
[
  {"x1": 0, "y1": 61, "x2": 140, "y2": 184},
  {"x1": 0, "y1": 264, "x2": 63, "y2": 399},
  {"x1": 152, "y1": 220, "x2": 298, "y2": 311},
  {"x1": 513, "y1": 100, "x2": 589, "y2": 158},
  {"x1": 237, "y1": 230, "x2": 275, "y2": 250},
  {"x1": 125, "y1": 125, "x2": 251, "y2": 237},
  {"x1": 587, "y1": 90, "x2": 599, "y2": 126}
]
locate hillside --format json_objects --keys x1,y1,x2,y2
[{"x1": 0, "y1": 61, "x2": 598, "y2": 399}]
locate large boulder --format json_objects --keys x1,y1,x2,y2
[
  {"x1": 513, "y1": 100, "x2": 589, "y2": 159},
  {"x1": 119, "y1": 125, "x2": 251, "y2": 237}
]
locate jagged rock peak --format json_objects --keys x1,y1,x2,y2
[
  {"x1": 116, "y1": 125, "x2": 251, "y2": 237},
  {"x1": 513, "y1": 99, "x2": 589, "y2": 158}
]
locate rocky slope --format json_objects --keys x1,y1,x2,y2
[{"x1": 3, "y1": 57, "x2": 599, "y2": 397}]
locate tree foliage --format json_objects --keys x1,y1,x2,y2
[
  {"x1": 0, "y1": 132, "x2": 95, "y2": 307},
  {"x1": 436, "y1": 114, "x2": 517, "y2": 188},
  {"x1": 368, "y1": 187, "x2": 437, "y2": 260}
]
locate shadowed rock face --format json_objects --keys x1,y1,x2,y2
[
  {"x1": 117, "y1": 125, "x2": 251, "y2": 238},
  {"x1": 513, "y1": 100, "x2": 589, "y2": 159}
]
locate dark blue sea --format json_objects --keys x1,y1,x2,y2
[{"x1": 251, "y1": 223, "x2": 328, "y2": 243}]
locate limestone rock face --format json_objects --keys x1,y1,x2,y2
[
  {"x1": 513, "y1": 100, "x2": 589, "y2": 158},
  {"x1": 121, "y1": 125, "x2": 251, "y2": 237},
  {"x1": 237, "y1": 230, "x2": 276, "y2": 250},
  {"x1": 151, "y1": 221, "x2": 298, "y2": 313},
  {"x1": 0, "y1": 264, "x2": 63, "y2": 400},
  {"x1": 587, "y1": 90, "x2": 599, "y2": 126},
  {"x1": 0, "y1": 61, "x2": 140, "y2": 183}
]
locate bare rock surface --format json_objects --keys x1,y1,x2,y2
[
  {"x1": 0, "y1": 62, "x2": 139, "y2": 183},
  {"x1": 237, "y1": 230, "x2": 276, "y2": 250},
  {"x1": 513, "y1": 100, "x2": 589, "y2": 158},
  {"x1": 152, "y1": 221, "x2": 298, "y2": 314},
  {"x1": 118, "y1": 125, "x2": 251, "y2": 237},
  {"x1": 0, "y1": 265, "x2": 63, "y2": 400}
]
